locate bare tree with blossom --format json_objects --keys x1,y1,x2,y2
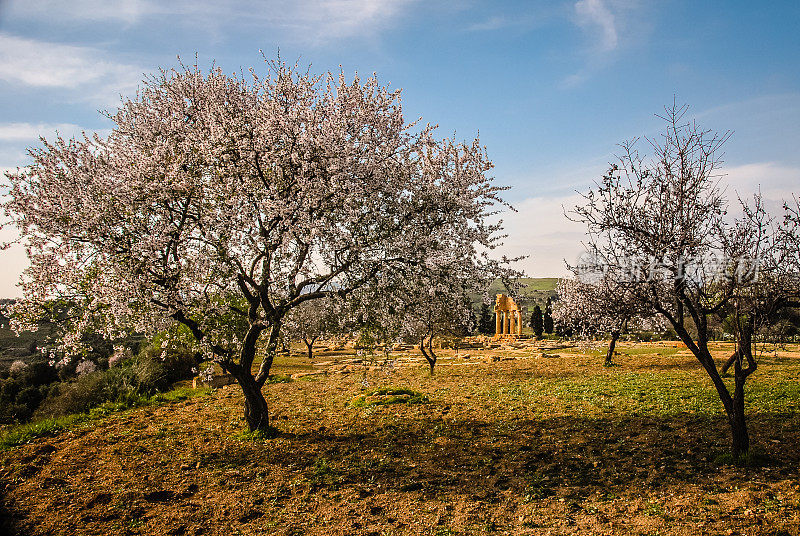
[
  {"x1": 1, "y1": 58, "x2": 512, "y2": 432},
  {"x1": 571, "y1": 102, "x2": 800, "y2": 459},
  {"x1": 401, "y1": 279, "x2": 478, "y2": 375},
  {"x1": 553, "y1": 274, "x2": 664, "y2": 366},
  {"x1": 283, "y1": 296, "x2": 340, "y2": 361}
]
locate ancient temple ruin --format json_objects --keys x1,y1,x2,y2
[{"x1": 494, "y1": 294, "x2": 522, "y2": 338}]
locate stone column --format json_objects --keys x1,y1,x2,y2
[
  {"x1": 509, "y1": 311, "x2": 515, "y2": 336},
  {"x1": 504, "y1": 311, "x2": 510, "y2": 335},
  {"x1": 516, "y1": 311, "x2": 522, "y2": 336},
  {"x1": 495, "y1": 310, "x2": 502, "y2": 336}
]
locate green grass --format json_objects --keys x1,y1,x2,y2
[
  {"x1": 0, "y1": 414, "x2": 90, "y2": 449},
  {"x1": 0, "y1": 386, "x2": 210, "y2": 450},
  {"x1": 487, "y1": 370, "x2": 800, "y2": 418},
  {"x1": 267, "y1": 373, "x2": 293, "y2": 384},
  {"x1": 233, "y1": 426, "x2": 280, "y2": 441},
  {"x1": 712, "y1": 449, "x2": 777, "y2": 467}
]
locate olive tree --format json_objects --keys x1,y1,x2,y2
[{"x1": 1, "y1": 59, "x2": 510, "y2": 432}]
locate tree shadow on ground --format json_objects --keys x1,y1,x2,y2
[{"x1": 202, "y1": 411, "x2": 800, "y2": 502}]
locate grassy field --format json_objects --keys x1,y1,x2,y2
[{"x1": 1, "y1": 340, "x2": 799, "y2": 535}]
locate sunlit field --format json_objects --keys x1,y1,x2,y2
[{"x1": 2, "y1": 339, "x2": 799, "y2": 535}]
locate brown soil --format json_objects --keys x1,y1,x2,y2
[{"x1": 1, "y1": 341, "x2": 799, "y2": 535}]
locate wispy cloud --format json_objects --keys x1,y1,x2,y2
[
  {"x1": 722, "y1": 162, "x2": 800, "y2": 206},
  {"x1": 3, "y1": 0, "x2": 153, "y2": 24},
  {"x1": 281, "y1": 0, "x2": 418, "y2": 42},
  {"x1": 0, "y1": 122, "x2": 91, "y2": 142},
  {"x1": 574, "y1": 0, "x2": 618, "y2": 52},
  {"x1": 561, "y1": 0, "x2": 632, "y2": 88},
  {"x1": 467, "y1": 15, "x2": 509, "y2": 32},
  {"x1": 5, "y1": 0, "x2": 418, "y2": 46},
  {"x1": 0, "y1": 33, "x2": 145, "y2": 107}
]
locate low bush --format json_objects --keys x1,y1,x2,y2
[
  {"x1": 349, "y1": 386, "x2": 428, "y2": 408},
  {"x1": 34, "y1": 354, "x2": 167, "y2": 419},
  {"x1": 137, "y1": 336, "x2": 198, "y2": 384}
]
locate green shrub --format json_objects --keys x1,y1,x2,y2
[
  {"x1": 137, "y1": 336, "x2": 198, "y2": 384},
  {"x1": 349, "y1": 386, "x2": 428, "y2": 407},
  {"x1": 0, "y1": 360, "x2": 60, "y2": 424},
  {"x1": 34, "y1": 354, "x2": 166, "y2": 419}
]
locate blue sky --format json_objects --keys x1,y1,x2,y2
[{"x1": 1, "y1": 0, "x2": 799, "y2": 297}]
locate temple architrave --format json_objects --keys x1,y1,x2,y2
[{"x1": 494, "y1": 294, "x2": 522, "y2": 338}]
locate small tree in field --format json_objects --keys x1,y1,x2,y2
[
  {"x1": 284, "y1": 297, "x2": 340, "y2": 361},
  {"x1": 571, "y1": 102, "x2": 799, "y2": 459},
  {"x1": 553, "y1": 275, "x2": 662, "y2": 366},
  {"x1": 543, "y1": 297, "x2": 554, "y2": 334},
  {"x1": 1, "y1": 59, "x2": 511, "y2": 432},
  {"x1": 530, "y1": 305, "x2": 543, "y2": 338},
  {"x1": 478, "y1": 303, "x2": 494, "y2": 335},
  {"x1": 398, "y1": 262, "x2": 497, "y2": 374}
]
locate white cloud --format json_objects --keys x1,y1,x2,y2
[
  {"x1": 562, "y1": 0, "x2": 639, "y2": 88},
  {"x1": 467, "y1": 15, "x2": 508, "y2": 32},
  {"x1": 0, "y1": 217, "x2": 25, "y2": 299},
  {"x1": 286, "y1": 0, "x2": 417, "y2": 42},
  {"x1": 0, "y1": 33, "x2": 145, "y2": 107},
  {"x1": 0, "y1": 122, "x2": 88, "y2": 142},
  {"x1": 495, "y1": 160, "x2": 800, "y2": 280},
  {"x1": 495, "y1": 194, "x2": 588, "y2": 278},
  {"x1": 720, "y1": 162, "x2": 800, "y2": 210},
  {"x1": 574, "y1": 0, "x2": 618, "y2": 52}
]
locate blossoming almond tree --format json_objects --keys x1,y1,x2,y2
[
  {"x1": 1, "y1": 59, "x2": 511, "y2": 432},
  {"x1": 283, "y1": 296, "x2": 340, "y2": 361},
  {"x1": 400, "y1": 272, "x2": 483, "y2": 375},
  {"x1": 553, "y1": 274, "x2": 664, "y2": 366},
  {"x1": 571, "y1": 102, "x2": 800, "y2": 459}
]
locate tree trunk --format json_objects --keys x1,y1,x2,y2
[
  {"x1": 669, "y1": 319, "x2": 750, "y2": 461},
  {"x1": 305, "y1": 338, "x2": 314, "y2": 361},
  {"x1": 255, "y1": 321, "x2": 282, "y2": 385},
  {"x1": 720, "y1": 350, "x2": 739, "y2": 375},
  {"x1": 727, "y1": 324, "x2": 756, "y2": 460},
  {"x1": 420, "y1": 335, "x2": 436, "y2": 375},
  {"x1": 729, "y1": 390, "x2": 749, "y2": 459},
  {"x1": 605, "y1": 330, "x2": 620, "y2": 367},
  {"x1": 236, "y1": 372, "x2": 271, "y2": 432},
  {"x1": 427, "y1": 334, "x2": 437, "y2": 375}
]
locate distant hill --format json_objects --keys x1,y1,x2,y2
[
  {"x1": 476, "y1": 277, "x2": 560, "y2": 311},
  {"x1": 487, "y1": 277, "x2": 559, "y2": 295}
]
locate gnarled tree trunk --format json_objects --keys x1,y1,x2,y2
[
  {"x1": 238, "y1": 373, "x2": 271, "y2": 431},
  {"x1": 420, "y1": 334, "x2": 436, "y2": 375}
]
